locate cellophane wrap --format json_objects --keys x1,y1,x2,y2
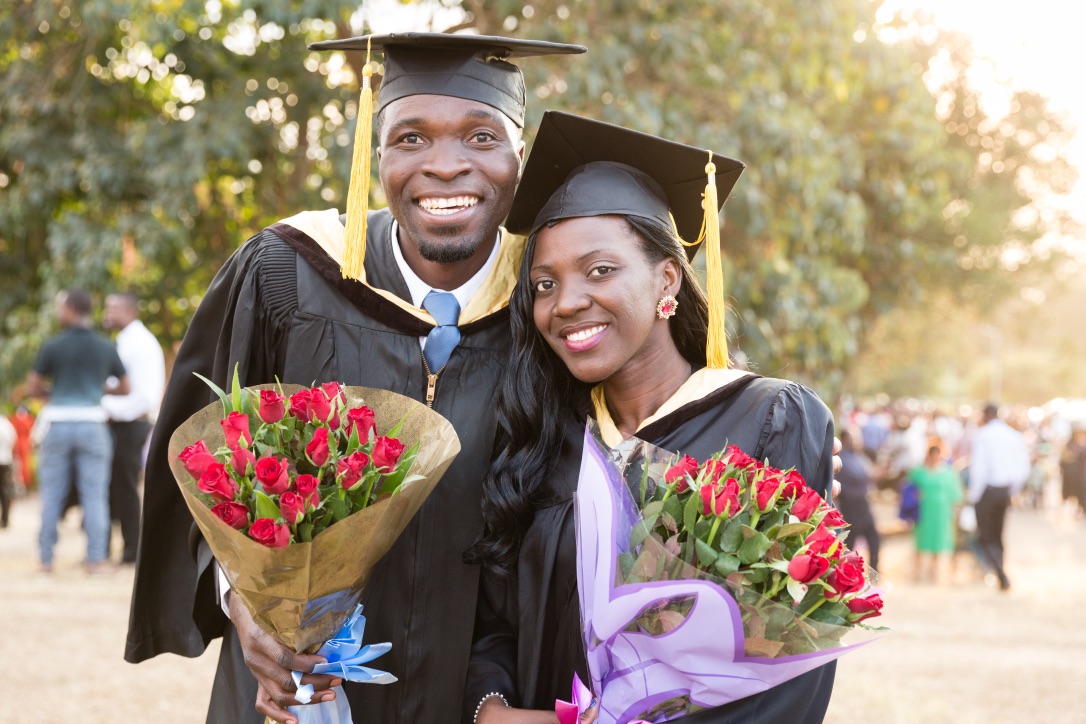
[
  {"x1": 169, "y1": 384, "x2": 460, "y2": 654},
  {"x1": 575, "y1": 422, "x2": 874, "y2": 724}
]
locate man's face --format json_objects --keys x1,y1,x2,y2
[
  {"x1": 377, "y1": 95, "x2": 524, "y2": 265},
  {"x1": 103, "y1": 295, "x2": 129, "y2": 330}
]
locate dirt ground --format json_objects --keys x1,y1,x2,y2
[{"x1": 2, "y1": 488, "x2": 1085, "y2": 723}]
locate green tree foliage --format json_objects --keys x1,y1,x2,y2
[{"x1": 0, "y1": 0, "x2": 1076, "y2": 403}]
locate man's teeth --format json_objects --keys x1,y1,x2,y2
[
  {"x1": 419, "y1": 196, "x2": 479, "y2": 215},
  {"x1": 566, "y1": 325, "x2": 606, "y2": 342}
]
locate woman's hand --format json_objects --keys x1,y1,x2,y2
[{"x1": 475, "y1": 697, "x2": 562, "y2": 723}]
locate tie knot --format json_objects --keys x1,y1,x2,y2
[{"x1": 423, "y1": 290, "x2": 460, "y2": 327}]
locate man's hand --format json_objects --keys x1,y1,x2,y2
[{"x1": 227, "y1": 592, "x2": 342, "y2": 723}]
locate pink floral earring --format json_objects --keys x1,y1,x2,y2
[{"x1": 656, "y1": 294, "x2": 678, "y2": 320}]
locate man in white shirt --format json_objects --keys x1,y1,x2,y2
[
  {"x1": 0, "y1": 413, "x2": 16, "y2": 528},
  {"x1": 968, "y1": 403, "x2": 1030, "y2": 591},
  {"x1": 102, "y1": 292, "x2": 166, "y2": 564}
]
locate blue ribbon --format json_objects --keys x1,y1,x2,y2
[{"x1": 293, "y1": 605, "x2": 396, "y2": 704}]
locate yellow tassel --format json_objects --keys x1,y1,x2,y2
[
  {"x1": 341, "y1": 39, "x2": 374, "y2": 281},
  {"x1": 701, "y1": 152, "x2": 729, "y2": 369}
]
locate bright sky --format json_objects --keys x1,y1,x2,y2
[{"x1": 881, "y1": 0, "x2": 1086, "y2": 244}]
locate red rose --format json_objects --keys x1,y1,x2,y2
[
  {"x1": 197, "y1": 463, "x2": 239, "y2": 502},
  {"x1": 248, "y1": 517, "x2": 290, "y2": 548},
  {"x1": 221, "y1": 411, "x2": 252, "y2": 449},
  {"x1": 372, "y1": 436, "x2": 405, "y2": 473},
  {"x1": 306, "y1": 427, "x2": 331, "y2": 467},
  {"x1": 665, "y1": 454, "x2": 699, "y2": 492},
  {"x1": 258, "y1": 390, "x2": 286, "y2": 424},
  {"x1": 254, "y1": 456, "x2": 291, "y2": 495},
  {"x1": 347, "y1": 405, "x2": 376, "y2": 442},
  {"x1": 781, "y1": 470, "x2": 807, "y2": 499},
  {"x1": 211, "y1": 501, "x2": 249, "y2": 530},
  {"x1": 791, "y1": 488, "x2": 823, "y2": 522},
  {"x1": 279, "y1": 491, "x2": 306, "y2": 525},
  {"x1": 701, "y1": 477, "x2": 741, "y2": 517},
  {"x1": 845, "y1": 592, "x2": 884, "y2": 622},
  {"x1": 724, "y1": 445, "x2": 758, "y2": 470},
  {"x1": 787, "y1": 553, "x2": 830, "y2": 583},
  {"x1": 308, "y1": 387, "x2": 332, "y2": 425},
  {"x1": 289, "y1": 389, "x2": 312, "y2": 420},
  {"x1": 754, "y1": 475, "x2": 784, "y2": 512},
  {"x1": 231, "y1": 446, "x2": 256, "y2": 478},
  {"x1": 701, "y1": 459, "x2": 728, "y2": 486},
  {"x1": 805, "y1": 525, "x2": 842, "y2": 559},
  {"x1": 821, "y1": 506, "x2": 848, "y2": 528},
  {"x1": 179, "y1": 440, "x2": 217, "y2": 479},
  {"x1": 825, "y1": 552, "x2": 867, "y2": 599},
  {"x1": 337, "y1": 451, "x2": 371, "y2": 492},
  {"x1": 294, "y1": 474, "x2": 321, "y2": 509}
]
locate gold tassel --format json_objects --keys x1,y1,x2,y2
[
  {"x1": 341, "y1": 39, "x2": 374, "y2": 281},
  {"x1": 701, "y1": 152, "x2": 729, "y2": 369}
]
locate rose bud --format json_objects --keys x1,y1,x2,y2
[
  {"x1": 321, "y1": 381, "x2": 344, "y2": 405},
  {"x1": 791, "y1": 488, "x2": 824, "y2": 522},
  {"x1": 258, "y1": 390, "x2": 286, "y2": 424},
  {"x1": 821, "y1": 506, "x2": 848, "y2": 528},
  {"x1": 665, "y1": 454, "x2": 699, "y2": 493},
  {"x1": 337, "y1": 451, "x2": 370, "y2": 492},
  {"x1": 220, "y1": 411, "x2": 252, "y2": 449},
  {"x1": 308, "y1": 387, "x2": 332, "y2": 425},
  {"x1": 724, "y1": 444, "x2": 758, "y2": 470},
  {"x1": 701, "y1": 477, "x2": 741, "y2": 517},
  {"x1": 845, "y1": 592, "x2": 884, "y2": 623},
  {"x1": 372, "y1": 436, "x2": 406, "y2": 473},
  {"x1": 293, "y1": 474, "x2": 321, "y2": 509},
  {"x1": 231, "y1": 446, "x2": 256, "y2": 478},
  {"x1": 254, "y1": 456, "x2": 291, "y2": 495},
  {"x1": 701, "y1": 459, "x2": 728, "y2": 486},
  {"x1": 211, "y1": 501, "x2": 249, "y2": 530},
  {"x1": 347, "y1": 405, "x2": 376, "y2": 442},
  {"x1": 289, "y1": 389, "x2": 312, "y2": 420},
  {"x1": 781, "y1": 470, "x2": 807, "y2": 499},
  {"x1": 248, "y1": 518, "x2": 290, "y2": 548},
  {"x1": 825, "y1": 552, "x2": 867, "y2": 599},
  {"x1": 179, "y1": 440, "x2": 217, "y2": 479},
  {"x1": 755, "y1": 475, "x2": 784, "y2": 512},
  {"x1": 787, "y1": 553, "x2": 830, "y2": 584},
  {"x1": 279, "y1": 492, "x2": 306, "y2": 525},
  {"x1": 197, "y1": 463, "x2": 239, "y2": 502},
  {"x1": 805, "y1": 525, "x2": 842, "y2": 559},
  {"x1": 306, "y1": 427, "x2": 331, "y2": 467}
]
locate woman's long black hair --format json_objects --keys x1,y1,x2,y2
[{"x1": 464, "y1": 214, "x2": 711, "y2": 575}]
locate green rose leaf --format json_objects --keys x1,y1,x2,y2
[
  {"x1": 737, "y1": 529, "x2": 774, "y2": 565},
  {"x1": 695, "y1": 537, "x2": 719, "y2": 567},
  {"x1": 253, "y1": 490, "x2": 279, "y2": 521}
]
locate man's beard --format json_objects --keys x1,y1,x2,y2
[{"x1": 413, "y1": 223, "x2": 489, "y2": 264}]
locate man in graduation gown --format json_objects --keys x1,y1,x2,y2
[{"x1": 123, "y1": 33, "x2": 584, "y2": 724}]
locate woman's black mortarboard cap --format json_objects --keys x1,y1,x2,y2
[
  {"x1": 507, "y1": 111, "x2": 745, "y2": 369},
  {"x1": 308, "y1": 33, "x2": 587, "y2": 128}
]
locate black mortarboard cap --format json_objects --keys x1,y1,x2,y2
[
  {"x1": 308, "y1": 33, "x2": 586, "y2": 128},
  {"x1": 507, "y1": 111, "x2": 744, "y2": 250},
  {"x1": 508, "y1": 111, "x2": 746, "y2": 368}
]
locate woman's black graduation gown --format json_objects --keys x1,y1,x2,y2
[
  {"x1": 126, "y1": 209, "x2": 515, "y2": 723},
  {"x1": 465, "y1": 375, "x2": 839, "y2": 723}
]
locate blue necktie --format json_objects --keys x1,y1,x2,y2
[{"x1": 422, "y1": 291, "x2": 461, "y2": 372}]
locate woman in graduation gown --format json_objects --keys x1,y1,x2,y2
[{"x1": 464, "y1": 112, "x2": 837, "y2": 724}]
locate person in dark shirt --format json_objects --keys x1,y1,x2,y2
[
  {"x1": 835, "y1": 429, "x2": 881, "y2": 572},
  {"x1": 24, "y1": 289, "x2": 128, "y2": 574}
]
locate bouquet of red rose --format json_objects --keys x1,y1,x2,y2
[
  {"x1": 568, "y1": 422, "x2": 883, "y2": 724},
  {"x1": 168, "y1": 374, "x2": 460, "y2": 656}
]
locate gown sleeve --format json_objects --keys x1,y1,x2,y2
[
  {"x1": 125, "y1": 231, "x2": 295, "y2": 662},
  {"x1": 463, "y1": 567, "x2": 520, "y2": 722},
  {"x1": 757, "y1": 382, "x2": 837, "y2": 499}
]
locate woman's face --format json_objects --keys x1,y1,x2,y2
[{"x1": 529, "y1": 215, "x2": 680, "y2": 384}]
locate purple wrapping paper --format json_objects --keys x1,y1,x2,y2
[{"x1": 574, "y1": 423, "x2": 870, "y2": 724}]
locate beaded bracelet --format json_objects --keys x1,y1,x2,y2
[{"x1": 473, "y1": 692, "x2": 510, "y2": 723}]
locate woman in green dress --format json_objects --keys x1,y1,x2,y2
[{"x1": 908, "y1": 443, "x2": 963, "y2": 583}]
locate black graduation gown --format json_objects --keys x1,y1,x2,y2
[
  {"x1": 126, "y1": 209, "x2": 513, "y2": 723},
  {"x1": 465, "y1": 375, "x2": 838, "y2": 724}
]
